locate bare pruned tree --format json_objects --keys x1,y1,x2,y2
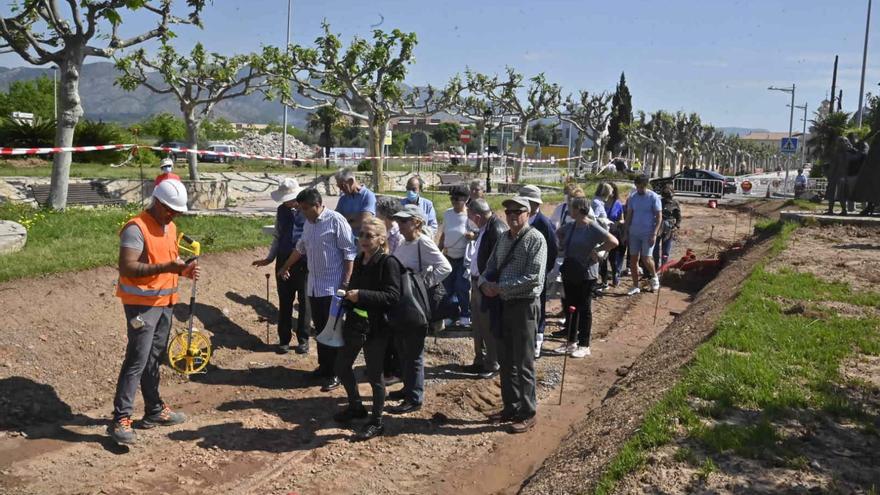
[
  {"x1": 0, "y1": 0, "x2": 206, "y2": 209},
  {"x1": 115, "y1": 41, "x2": 277, "y2": 180},
  {"x1": 560, "y1": 90, "x2": 612, "y2": 172}
]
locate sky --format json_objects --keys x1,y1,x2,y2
[{"x1": 1, "y1": 0, "x2": 878, "y2": 131}]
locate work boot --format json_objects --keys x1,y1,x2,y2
[
  {"x1": 293, "y1": 342, "x2": 309, "y2": 354},
  {"x1": 141, "y1": 405, "x2": 187, "y2": 429},
  {"x1": 107, "y1": 417, "x2": 137, "y2": 444}
]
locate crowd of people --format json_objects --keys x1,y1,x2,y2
[{"x1": 107, "y1": 168, "x2": 683, "y2": 444}]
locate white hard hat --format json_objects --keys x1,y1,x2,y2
[
  {"x1": 160, "y1": 158, "x2": 174, "y2": 169},
  {"x1": 152, "y1": 179, "x2": 188, "y2": 213}
]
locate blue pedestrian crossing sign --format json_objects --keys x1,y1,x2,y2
[{"x1": 780, "y1": 137, "x2": 798, "y2": 154}]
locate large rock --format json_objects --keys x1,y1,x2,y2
[{"x1": 0, "y1": 220, "x2": 27, "y2": 255}]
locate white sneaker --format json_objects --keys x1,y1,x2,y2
[
  {"x1": 457, "y1": 316, "x2": 471, "y2": 327},
  {"x1": 535, "y1": 333, "x2": 544, "y2": 358},
  {"x1": 570, "y1": 346, "x2": 591, "y2": 358},
  {"x1": 650, "y1": 277, "x2": 660, "y2": 291},
  {"x1": 553, "y1": 343, "x2": 576, "y2": 355},
  {"x1": 627, "y1": 287, "x2": 641, "y2": 296}
]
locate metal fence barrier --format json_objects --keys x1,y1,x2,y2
[{"x1": 671, "y1": 177, "x2": 724, "y2": 197}]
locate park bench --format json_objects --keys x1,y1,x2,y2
[
  {"x1": 437, "y1": 173, "x2": 465, "y2": 191},
  {"x1": 30, "y1": 182, "x2": 127, "y2": 207}
]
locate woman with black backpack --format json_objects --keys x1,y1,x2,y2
[
  {"x1": 333, "y1": 217, "x2": 402, "y2": 441},
  {"x1": 551, "y1": 197, "x2": 618, "y2": 359},
  {"x1": 654, "y1": 185, "x2": 681, "y2": 269}
]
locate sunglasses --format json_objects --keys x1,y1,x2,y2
[{"x1": 504, "y1": 209, "x2": 527, "y2": 215}]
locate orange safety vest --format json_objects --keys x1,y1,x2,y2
[{"x1": 116, "y1": 211, "x2": 180, "y2": 306}]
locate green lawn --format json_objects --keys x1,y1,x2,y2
[
  {"x1": 594, "y1": 222, "x2": 880, "y2": 494},
  {"x1": 0, "y1": 202, "x2": 269, "y2": 283}
]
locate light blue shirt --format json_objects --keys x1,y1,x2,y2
[
  {"x1": 626, "y1": 190, "x2": 662, "y2": 238},
  {"x1": 336, "y1": 186, "x2": 376, "y2": 237},
  {"x1": 400, "y1": 195, "x2": 438, "y2": 236},
  {"x1": 296, "y1": 207, "x2": 357, "y2": 297}
]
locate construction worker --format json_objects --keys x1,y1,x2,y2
[
  {"x1": 154, "y1": 158, "x2": 181, "y2": 185},
  {"x1": 108, "y1": 179, "x2": 199, "y2": 445}
]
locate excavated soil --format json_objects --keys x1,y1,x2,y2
[{"x1": 0, "y1": 200, "x2": 759, "y2": 495}]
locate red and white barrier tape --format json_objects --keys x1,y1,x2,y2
[
  {"x1": 0, "y1": 144, "x2": 133, "y2": 155},
  {"x1": 1, "y1": 143, "x2": 582, "y2": 165}
]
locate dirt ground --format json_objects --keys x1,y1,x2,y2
[
  {"x1": 572, "y1": 224, "x2": 880, "y2": 495},
  {"x1": 0, "y1": 199, "x2": 758, "y2": 495}
]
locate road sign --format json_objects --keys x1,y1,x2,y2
[
  {"x1": 459, "y1": 129, "x2": 472, "y2": 144},
  {"x1": 780, "y1": 137, "x2": 798, "y2": 155},
  {"x1": 384, "y1": 129, "x2": 393, "y2": 146}
]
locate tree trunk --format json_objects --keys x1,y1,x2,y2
[
  {"x1": 368, "y1": 120, "x2": 385, "y2": 192},
  {"x1": 48, "y1": 49, "x2": 86, "y2": 210},
  {"x1": 477, "y1": 129, "x2": 485, "y2": 171},
  {"x1": 514, "y1": 124, "x2": 529, "y2": 183},
  {"x1": 184, "y1": 112, "x2": 200, "y2": 181},
  {"x1": 658, "y1": 147, "x2": 667, "y2": 177},
  {"x1": 324, "y1": 120, "x2": 332, "y2": 167}
]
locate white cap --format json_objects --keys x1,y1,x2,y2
[
  {"x1": 160, "y1": 158, "x2": 174, "y2": 169},
  {"x1": 518, "y1": 184, "x2": 543, "y2": 204},
  {"x1": 152, "y1": 179, "x2": 188, "y2": 213},
  {"x1": 270, "y1": 178, "x2": 303, "y2": 203}
]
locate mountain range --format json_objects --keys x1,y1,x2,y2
[
  {"x1": 0, "y1": 62, "x2": 772, "y2": 135},
  {"x1": 0, "y1": 62, "x2": 310, "y2": 127}
]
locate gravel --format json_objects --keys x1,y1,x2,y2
[{"x1": 230, "y1": 132, "x2": 315, "y2": 159}]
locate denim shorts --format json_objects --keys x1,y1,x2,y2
[{"x1": 628, "y1": 234, "x2": 655, "y2": 257}]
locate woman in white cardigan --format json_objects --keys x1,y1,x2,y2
[{"x1": 388, "y1": 204, "x2": 451, "y2": 414}]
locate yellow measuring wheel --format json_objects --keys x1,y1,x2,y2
[
  {"x1": 168, "y1": 328, "x2": 212, "y2": 374},
  {"x1": 167, "y1": 233, "x2": 213, "y2": 375}
]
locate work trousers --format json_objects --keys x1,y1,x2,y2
[
  {"x1": 470, "y1": 279, "x2": 499, "y2": 372},
  {"x1": 275, "y1": 257, "x2": 310, "y2": 346},
  {"x1": 309, "y1": 296, "x2": 338, "y2": 377},
  {"x1": 112, "y1": 304, "x2": 173, "y2": 421},
  {"x1": 443, "y1": 256, "x2": 471, "y2": 318},
  {"x1": 393, "y1": 324, "x2": 428, "y2": 405},
  {"x1": 561, "y1": 278, "x2": 596, "y2": 347},
  {"x1": 336, "y1": 330, "x2": 390, "y2": 422},
  {"x1": 497, "y1": 298, "x2": 539, "y2": 419},
  {"x1": 599, "y1": 245, "x2": 625, "y2": 283}
]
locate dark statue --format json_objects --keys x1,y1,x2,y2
[{"x1": 825, "y1": 133, "x2": 872, "y2": 215}]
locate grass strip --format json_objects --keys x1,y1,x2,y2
[
  {"x1": 593, "y1": 222, "x2": 880, "y2": 494},
  {"x1": 0, "y1": 202, "x2": 269, "y2": 283}
]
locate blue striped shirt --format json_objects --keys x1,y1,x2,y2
[{"x1": 296, "y1": 207, "x2": 357, "y2": 297}]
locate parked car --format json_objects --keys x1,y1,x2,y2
[
  {"x1": 199, "y1": 144, "x2": 240, "y2": 163},
  {"x1": 650, "y1": 168, "x2": 736, "y2": 198},
  {"x1": 157, "y1": 141, "x2": 189, "y2": 161}
]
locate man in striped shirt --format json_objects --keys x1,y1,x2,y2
[{"x1": 279, "y1": 188, "x2": 356, "y2": 392}]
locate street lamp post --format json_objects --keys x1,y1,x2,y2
[
  {"x1": 769, "y1": 84, "x2": 796, "y2": 188},
  {"x1": 484, "y1": 109, "x2": 492, "y2": 193},
  {"x1": 52, "y1": 66, "x2": 57, "y2": 121},
  {"x1": 280, "y1": 0, "x2": 292, "y2": 166},
  {"x1": 789, "y1": 102, "x2": 808, "y2": 169}
]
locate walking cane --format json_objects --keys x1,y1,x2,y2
[
  {"x1": 652, "y1": 241, "x2": 664, "y2": 325},
  {"x1": 265, "y1": 273, "x2": 271, "y2": 344},
  {"x1": 558, "y1": 305, "x2": 578, "y2": 405}
]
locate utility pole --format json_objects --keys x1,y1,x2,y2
[
  {"x1": 858, "y1": 0, "x2": 873, "y2": 127},
  {"x1": 280, "y1": 0, "x2": 292, "y2": 166},
  {"x1": 830, "y1": 55, "x2": 838, "y2": 115}
]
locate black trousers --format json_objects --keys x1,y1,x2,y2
[
  {"x1": 336, "y1": 330, "x2": 389, "y2": 422},
  {"x1": 275, "y1": 257, "x2": 310, "y2": 346},
  {"x1": 562, "y1": 278, "x2": 596, "y2": 346},
  {"x1": 309, "y1": 296, "x2": 338, "y2": 377}
]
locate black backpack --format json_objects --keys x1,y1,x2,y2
[{"x1": 387, "y1": 255, "x2": 431, "y2": 330}]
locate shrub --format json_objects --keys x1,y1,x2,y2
[
  {"x1": 0, "y1": 116, "x2": 55, "y2": 148},
  {"x1": 73, "y1": 120, "x2": 130, "y2": 164}
]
